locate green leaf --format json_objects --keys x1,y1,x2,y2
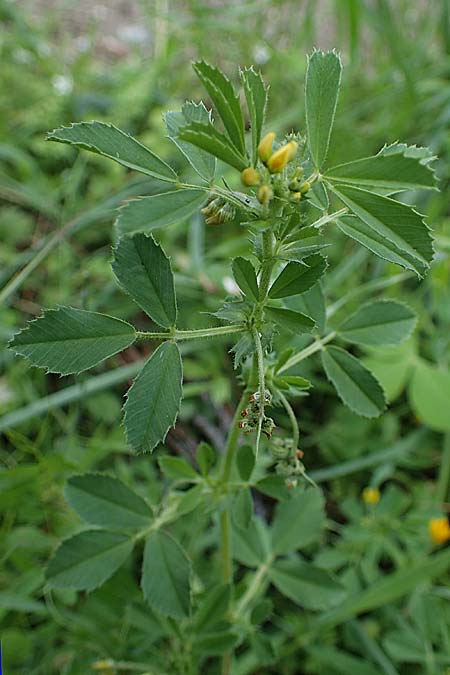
[
  {"x1": 265, "y1": 306, "x2": 315, "y2": 334},
  {"x1": 286, "y1": 281, "x2": 326, "y2": 334},
  {"x1": 141, "y1": 531, "x2": 191, "y2": 619},
  {"x1": 232, "y1": 257, "x2": 259, "y2": 301},
  {"x1": 192, "y1": 631, "x2": 238, "y2": 656},
  {"x1": 281, "y1": 227, "x2": 331, "y2": 262},
  {"x1": 331, "y1": 185, "x2": 433, "y2": 276},
  {"x1": 271, "y1": 489, "x2": 325, "y2": 555},
  {"x1": 158, "y1": 456, "x2": 198, "y2": 481},
  {"x1": 193, "y1": 61, "x2": 246, "y2": 154},
  {"x1": 193, "y1": 584, "x2": 231, "y2": 633},
  {"x1": 240, "y1": 66, "x2": 268, "y2": 164},
  {"x1": 164, "y1": 101, "x2": 216, "y2": 181},
  {"x1": 178, "y1": 121, "x2": 247, "y2": 171},
  {"x1": 65, "y1": 473, "x2": 152, "y2": 531},
  {"x1": 116, "y1": 188, "x2": 206, "y2": 236},
  {"x1": 236, "y1": 444, "x2": 255, "y2": 482},
  {"x1": 325, "y1": 142, "x2": 437, "y2": 192},
  {"x1": 46, "y1": 530, "x2": 133, "y2": 591},
  {"x1": 315, "y1": 547, "x2": 450, "y2": 630},
  {"x1": 112, "y1": 233, "x2": 177, "y2": 329},
  {"x1": 363, "y1": 340, "x2": 416, "y2": 403},
  {"x1": 306, "y1": 647, "x2": 381, "y2": 675},
  {"x1": 232, "y1": 517, "x2": 270, "y2": 567},
  {"x1": 196, "y1": 442, "x2": 216, "y2": 476},
  {"x1": 47, "y1": 121, "x2": 176, "y2": 182},
  {"x1": 269, "y1": 558, "x2": 346, "y2": 610},
  {"x1": 321, "y1": 346, "x2": 386, "y2": 417},
  {"x1": 305, "y1": 50, "x2": 342, "y2": 169},
  {"x1": 231, "y1": 488, "x2": 253, "y2": 531},
  {"x1": 123, "y1": 342, "x2": 183, "y2": 453},
  {"x1": 273, "y1": 375, "x2": 311, "y2": 391},
  {"x1": 408, "y1": 360, "x2": 450, "y2": 432},
  {"x1": 268, "y1": 255, "x2": 327, "y2": 299},
  {"x1": 10, "y1": 307, "x2": 136, "y2": 375},
  {"x1": 338, "y1": 300, "x2": 417, "y2": 346},
  {"x1": 336, "y1": 215, "x2": 428, "y2": 277}
]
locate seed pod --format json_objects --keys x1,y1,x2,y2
[
  {"x1": 241, "y1": 167, "x2": 260, "y2": 186},
  {"x1": 258, "y1": 131, "x2": 276, "y2": 163}
]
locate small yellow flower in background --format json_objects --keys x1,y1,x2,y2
[
  {"x1": 362, "y1": 487, "x2": 380, "y2": 505},
  {"x1": 258, "y1": 131, "x2": 276, "y2": 162},
  {"x1": 257, "y1": 184, "x2": 274, "y2": 205},
  {"x1": 241, "y1": 167, "x2": 260, "y2": 186},
  {"x1": 429, "y1": 517, "x2": 450, "y2": 545},
  {"x1": 267, "y1": 144, "x2": 293, "y2": 173}
]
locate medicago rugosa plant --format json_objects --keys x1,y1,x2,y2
[{"x1": 10, "y1": 51, "x2": 437, "y2": 672}]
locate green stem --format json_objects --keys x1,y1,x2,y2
[
  {"x1": 136, "y1": 324, "x2": 245, "y2": 341},
  {"x1": 253, "y1": 327, "x2": 266, "y2": 457},
  {"x1": 278, "y1": 390, "x2": 300, "y2": 449},
  {"x1": 278, "y1": 331, "x2": 336, "y2": 373},
  {"x1": 234, "y1": 557, "x2": 273, "y2": 618},
  {"x1": 219, "y1": 509, "x2": 232, "y2": 584},
  {"x1": 221, "y1": 387, "x2": 250, "y2": 483}
]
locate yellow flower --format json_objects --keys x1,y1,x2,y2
[
  {"x1": 286, "y1": 140, "x2": 298, "y2": 161},
  {"x1": 429, "y1": 517, "x2": 450, "y2": 545},
  {"x1": 362, "y1": 487, "x2": 380, "y2": 505},
  {"x1": 257, "y1": 184, "x2": 274, "y2": 205},
  {"x1": 267, "y1": 142, "x2": 296, "y2": 173},
  {"x1": 241, "y1": 167, "x2": 260, "y2": 186},
  {"x1": 258, "y1": 132, "x2": 276, "y2": 163}
]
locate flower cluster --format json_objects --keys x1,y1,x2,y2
[
  {"x1": 238, "y1": 390, "x2": 274, "y2": 439},
  {"x1": 240, "y1": 131, "x2": 311, "y2": 206}
]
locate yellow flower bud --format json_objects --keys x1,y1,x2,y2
[
  {"x1": 290, "y1": 191, "x2": 302, "y2": 202},
  {"x1": 299, "y1": 180, "x2": 311, "y2": 194},
  {"x1": 267, "y1": 144, "x2": 292, "y2": 173},
  {"x1": 362, "y1": 487, "x2": 380, "y2": 505},
  {"x1": 241, "y1": 167, "x2": 261, "y2": 186},
  {"x1": 257, "y1": 184, "x2": 274, "y2": 205},
  {"x1": 286, "y1": 140, "x2": 298, "y2": 161},
  {"x1": 258, "y1": 132, "x2": 276, "y2": 163},
  {"x1": 429, "y1": 517, "x2": 450, "y2": 545}
]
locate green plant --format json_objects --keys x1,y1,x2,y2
[{"x1": 9, "y1": 51, "x2": 439, "y2": 673}]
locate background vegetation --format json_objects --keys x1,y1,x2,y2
[{"x1": 1, "y1": 1, "x2": 450, "y2": 673}]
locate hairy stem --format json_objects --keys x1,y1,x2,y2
[
  {"x1": 253, "y1": 327, "x2": 266, "y2": 457},
  {"x1": 278, "y1": 390, "x2": 300, "y2": 449},
  {"x1": 136, "y1": 324, "x2": 246, "y2": 341},
  {"x1": 278, "y1": 331, "x2": 336, "y2": 373}
]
